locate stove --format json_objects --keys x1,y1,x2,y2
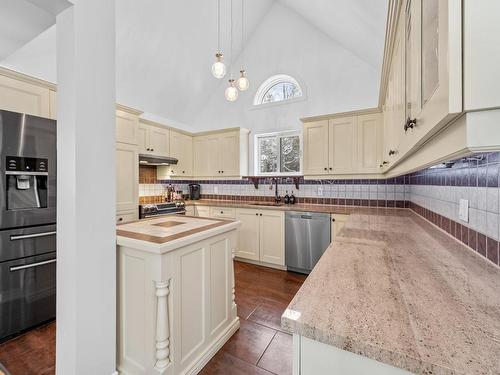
[{"x1": 139, "y1": 201, "x2": 186, "y2": 219}]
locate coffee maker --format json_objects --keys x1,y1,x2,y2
[{"x1": 189, "y1": 184, "x2": 201, "y2": 200}]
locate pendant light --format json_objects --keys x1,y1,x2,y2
[
  {"x1": 236, "y1": 0, "x2": 250, "y2": 91},
  {"x1": 211, "y1": 0, "x2": 226, "y2": 79},
  {"x1": 225, "y1": 79, "x2": 239, "y2": 101},
  {"x1": 225, "y1": 0, "x2": 238, "y2": 102}
]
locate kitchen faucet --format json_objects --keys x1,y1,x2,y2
[{"x1": 273, "y1": 178, "x2": 281, "y2": 204}]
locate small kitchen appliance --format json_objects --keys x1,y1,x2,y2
[{"x1": 189, "y1": 183, "x2": 201, "y2": 200}]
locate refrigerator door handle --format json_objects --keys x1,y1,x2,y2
[
  {"x1": 10, "y1": 231, "x2": 56, "y2": 241},
  {"x1": 9, "y1": 258, "x2": 56, "y2": 272}
]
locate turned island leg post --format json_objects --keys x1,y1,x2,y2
[
  {"x1": 231, "y1": 248, "x2": 236, "y2": 311},
  {"x1": 155, "y1": 280, "x2": 171, "y2": 372}
]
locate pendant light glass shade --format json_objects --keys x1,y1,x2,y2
[
  {"x1": 211, "y1": 53, "x2": 227, "y2": 79},
  {"x1": 225, "y1": 79, "x2": 239, "y2": 101},
  {"x1": 237, "y1": 70, "x2": 249, "y2": 91}
]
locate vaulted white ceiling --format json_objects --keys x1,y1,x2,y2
[
  {"x1": 0, "y1": 0, "x2": 388, "y2": 131},
  {"x1": 0, "y1": 0, "x2": 69, "y2": 60}
]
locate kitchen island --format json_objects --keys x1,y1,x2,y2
[
  {"x1": 282, "y1": 210, "x2": 500, "y2": 375},
  {"x1": 116, "y1": 215, "x2": 240, "y2": 375}
]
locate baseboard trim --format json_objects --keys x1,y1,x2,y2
[
  {"x1": 184, "y1": 317, "x2": 240, "y2": 375},
  {"x1": 235, "y1": 257, "x2": 287, "y2": 271}
]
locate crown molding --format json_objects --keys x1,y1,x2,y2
[{"x1": 0, "y1": 66, "x2": 57, "y2": 90}]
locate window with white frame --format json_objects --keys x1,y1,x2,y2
[
  {"x1": 255, "y1": 131, "x2": 302, "y2": 175},
  {"x1": 254, "y1": 74, "x2": 303, "y2": 106}
]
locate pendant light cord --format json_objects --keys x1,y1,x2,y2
[
  {"x1": 217, "y1": 0, "x2": 221, "y2": 53},
  {"x1": 230, "y1": 0, "x2": 233, "y2": 79},
  {"x1": 241, "y1": 0, "x2": 244, "y2": 70}
]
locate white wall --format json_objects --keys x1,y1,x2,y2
[
  {"x1": 56, "y1": 1, "x2": 116, "y2": 373},
  {"x1": 192, "y1": 2, "x2": 381, "y2": 174}
]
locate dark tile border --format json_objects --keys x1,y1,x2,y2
[{"x1": 409, "y1": 202, "x2": 499, "y2": 267}]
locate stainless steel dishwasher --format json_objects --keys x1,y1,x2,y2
[{"x1": 285, "y1": 211, "x2": 331, "y2": 274}]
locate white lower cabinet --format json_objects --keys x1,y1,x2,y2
[
  {"x1": 194, "y1": 205, "x2": 211, "y2": 218},
  {"x1": 296, "y1": 335, "x2": 412, "y2": 375},
  {"x1": 210, "y1": 207, "x2": 236, "y2": 219},
  {"x1": 331, "y1": 214, "x2": 349, "y2": 239},
  {"x1": 116, "y1": 143, "x2": 139, "y2": 213},
  {"x1": 235, "y1": 208, "x2": 285, "y2": 266},
  {"x1": 116, "y1": 210, "x2": 138, "y2": 224}
]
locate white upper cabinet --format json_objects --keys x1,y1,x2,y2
[
  {"x1": 163, "y1": 130, "x2": 193, "y2": 177},
  {"x1": 329, "y1": 116, "x2": 357, "y2": 174},
  {"x1": 116, "y1": 109, "x2": 139, "y2": 145},
  {"x1": 193, "y1": 129, "x2": 249, "y2": 178},
  {"x1": 357, "y1": 113, "x2": 383, "y2": 173},
  {"x1": 0, "y1": 73, "x2": 51, "y2": 118},
  {"x1": 303, "y1": 120, "x2": 330, "y2": 175},
  {"x1": 383, "y1": 0, "x2": 462, "y2": 167},
  {"x1": 137, "y1": 120, "x2": 169, "y2": 156},
  {"x1": 303, "y1": 113, "x2": 382, "y2": 176}
]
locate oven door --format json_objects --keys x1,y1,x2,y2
[
  {"x1": 0, "y1": 251, "x2": 56, "y2": 341},
  {"x1": 0, "y1": 224, "x2": 56, "y2": 263}
]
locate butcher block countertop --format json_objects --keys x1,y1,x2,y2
[
  {"x1": 281, "y1": 209, "x2": 500, "y2": 375},
  {"x1": 116, "y1": 215, "x2": 239, "y2": 254}
]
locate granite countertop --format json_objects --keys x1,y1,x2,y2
[
  {"x1": 185, "y1": 199, "x2": 354, "y2": 215},
  {"x1": 281, "y1": 210, "x2": 500, "y2": 375},
  {"x1": 116, "y1": 215, "x2": 239, "y2": 254}
]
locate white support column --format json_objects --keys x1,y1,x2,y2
[
  {"x1": 56, "y1": 1, "x2": 116, "y2": 374},
  {"x1": 155, "y1": 280, "x2": 171, "y2": 371}
]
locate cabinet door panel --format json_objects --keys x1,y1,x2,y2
[
  {"x1": 235, "y1": 209, "x2": 260, "y2": 261},
  {"x1": 194, "y1": 136, "x2": 219, "y2": 177},
  {"x1": 329, "y1": 117, "x2": 357, "y2": 174},
  {"x1": 116, "y1": 143, "x2": 138, "y2": 212},
  {"x1": 0, "y1": 75, "x2": 50, "y2": 118},
  {"x1": 357, "y1": 113, "x2": 383, "y2": 173},
  {"x1": 259, "y1": 210, "x2": 284, "y2": 265},
  {"x1": 303, "y1": 121, "x2": 329, "y2": 175},
  {"x1": 219, "y1": 132, "x2": 239, "y2": 176},
  {"x1": 116, "y1": 110, "x2": 139, "y2": 145},
  {"x1": 148, "y1": 127, "x2": 169, "y2": 156},
  {"x1": 136, "y1": 124, "x2": 148, "y2": 154},
  {"x1": 170, "y1": 131, "x2": 193, "y2": 176}
]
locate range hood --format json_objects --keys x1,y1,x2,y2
[{"x1": 139, "y1": 154, "x2": 178, "y2": 166}]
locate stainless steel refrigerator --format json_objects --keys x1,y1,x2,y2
[{"x1": 0, "y1": 110, "x2": 56, "y2": 342}]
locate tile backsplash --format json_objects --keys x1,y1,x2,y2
[{"x1": 138, "y1": 153, "x2": 500, "y2": 267}]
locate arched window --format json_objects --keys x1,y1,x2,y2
[{"x1": 254, "y1": 74, "x2": 303, "y2": 105}]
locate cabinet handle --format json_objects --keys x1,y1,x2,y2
[{"x1": 404, "y1": 118, "x2": 416, "y2": 132}]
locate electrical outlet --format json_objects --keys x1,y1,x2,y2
[
  {"x1": 459, "y1": 199, "x2": 469, "y2": 222},
  {"x1": 317, "y1": 187, "x2": 323, "y2": 196}
]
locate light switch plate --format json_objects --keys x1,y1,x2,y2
[
  {"x1": 317, "y1": 187, "x2": 323, "y2": 196},
  {"x1": 459, "y1": 199, "x2": 469, "y2": 222}
]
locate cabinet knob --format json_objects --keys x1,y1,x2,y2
[
  {"x1": 151, "y1": 148, "x2": 154, "y2": 151},
  {"x1": 404, "y1": 118, "x2": 416, "y2": 132},
  {"x1": 221, "y1": 170, "x2": 224, "y2": 173},
  {"x1": 220, "y1": 211, "x2": 223, "y2": 214},
  {"x1": 324, "y1": 167, "x2": 328, "y2": 171},
  {"x1": 380, "y1": 161, "x2": 389, "y2": 168},
  {"x1": 329, "y1": 167, "x2": 332, "y2": 170},
  {"x1": 255, "y1": 213, "x2": 258, "y2": 216},
  {"x1": 182, "y1": 171, "x2": 185, "y2": 174},
  {"x1": 389, "y1": 149, "x2": 396, "y2": 156},
  {"x1": 260, "y1": 214, "x2": 262, "y2": 216},
  {"x1": 118, "y1": 217, "x2": 123, "y2": 222},
  {"x1": 332, "y1": 218, "x2": 335, "y2": 222}
]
